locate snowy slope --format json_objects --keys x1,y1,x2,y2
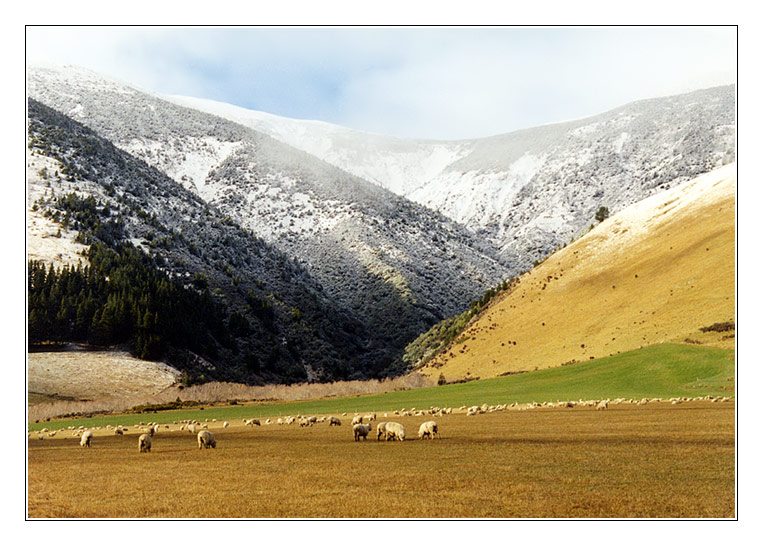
[
  {"x1": 28, "y1": 63, "x2": 734, "y2": 287},
  {"x1": 168, "y1": 86, "x2": 735, "y2": 271},
  {"x1": 165, "y1": 95, "x2": 472, "y2": 196},
  {"x1": 27, "y1": 65, "x2": 510, "y2": 376}
]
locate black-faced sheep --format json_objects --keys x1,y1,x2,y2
[
  {"x1": 80, "y1": 430, "x2": 93, "y2": 448},
  {"x1": 418, "y1": 420, "x2": 439, "y2": 440},
  {"x1": 138, "y1": 433, "x2": 152, "y2": 453},
  {"x1": 197, "y1": 430, "x2": 216, "y2": 449},
  {"x1": 384, "y1": 422, "x2": 405, "y2": 442},
  {"x1": 353, "y1": 423, "x2": 372, "y2": 441}
]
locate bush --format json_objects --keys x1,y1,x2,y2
[{"x1": 595, "y1": 206, "x2": 610, "y2": 222}]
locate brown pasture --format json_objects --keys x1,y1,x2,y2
[{"x1": 27, "y1": 401, "x2": 735, "y2": 518}]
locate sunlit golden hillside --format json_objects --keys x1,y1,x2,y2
[{"x1": 418, "y1": 164, "x2": 736, "y2": 381}]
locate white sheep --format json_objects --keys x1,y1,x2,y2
[
  {"x1": 376, "y1": 422, "x2": 388, "y2": 441},
  {"x1": 351, "y1": 415, "x2": 363, "y2": 426},
  {"x1": 353, "y1": 423, "x2": 372, "y2": 441},
  {"x1": 364, "y1": 413, "x2": 376, "y2": 422},
  {"x1": 329, "y1": 416, "x2": 342, "y2": 426},
  {"x1": 187, "y1": 424, "x2": 197, "y2": 435},
  {"x1": 418, "y1": 421, "x2": 439, "y2": 440},
  {"x1": 596, "y1": 400, "x2": 609, "y2": 411},
  {"x1": 197, "y1": 430, "x2": 216, "y2": 449},
  {"x1": 384, "y1": 422, "x2": 405, "y2": 442},
  {"x1": 223, "y1": 421, "x2": 230, "y2": 428},
  {"x1": 80, "y1": 430, "x2": 93, "y2": 448},
  {"x1": 138, "y1": 433, "x2": 152, "y2": 453}
]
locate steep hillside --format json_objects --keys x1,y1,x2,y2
[
  {"x1": 27, "y1": 64, "x2": 509, "y2": 366},
  {"x1": 414, "y1": 164, "x2": 735, "y2": 381},
  {"x1": 170, "y1": 86, "x2": 735, "y2": 271},
  {"x1": 27, "y1": 99, "x2": 384, "y2": 383}
]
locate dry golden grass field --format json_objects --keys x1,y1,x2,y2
[
  {"x1": 420, "y1": 165, "x2": 735, "y2": 381},
  {"x1": 28, "y1": 401, "x2": 734, "y2": 518}
]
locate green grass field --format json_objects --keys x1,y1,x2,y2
[{"x1": 29, "y1": 343, "x2": 734, "y2": 431}]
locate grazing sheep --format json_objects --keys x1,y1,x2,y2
[
  {"x1": 114, "y1": 428, "x2": 124, "y2": 436},
  {"x1": 418, "y1": 421, "x2": 439, "y2": 440},
  {"x1": 351, "y1": 415, "x2": 363, "y2": 426},
  {"x1": 245, "y1": 419, "x2": 261, "y2": 427},
  {"x1": 138, "y1": 433, "x2": 152, "y2": 453},
  {"x1": 197, "y1": 430, "x2": 217, "y2": 449},
  {"x1": 80, "y1": 430, "x2": 93, "y2": 447},
  {"x1": 187, "y1": 424, "x2": 197, "y2": 435},
  {"x1": 265, "y1": 419, "x2": 272, "y2": 425},
  {"x1": 277, "y1": 418, "x2": 284, "y2": 425},
  {"x1": 353, "y1": 423, "x2": 372, "y2": 441},
  {"x1": 384, "y1": 422, "x2": 405, "y2": 442},
  {"x1": 329, "y1": 416, "x2": 342, "y2": 426},
  {"x1": 596, "y1": 400, "x2": 609, "y2": 411},
  {"x1": 152, "y1": 424, "x2": 160, "y2": 435},
  {"x1": 376, "y1": 422, "x2": 388, "y2": 441},
  {"x1": 308, "y1": 416, "x2": 318, "y2": 425},
  {"x1": 364, "y1": 413, "x2": 376, "y2": 422},
  {"x1": 223, "y1": 421, "x2": 230, "y2": 428}
]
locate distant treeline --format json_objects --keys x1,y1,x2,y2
[{"x1": 28, "y1": 241, "x2": 230, "y2": 361}]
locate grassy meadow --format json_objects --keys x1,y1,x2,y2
[
  {"x1": 28, "y1": 400, "x2": 735, "y2": 518},
  {"x1": 28, "y1": 344, "x2": 734, "y2": 432}
]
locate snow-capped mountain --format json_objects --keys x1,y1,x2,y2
[
  {"x1": 27, "y1": 64, "x2": 511, "y2": 377},
  {"x1": 169, "y1": 85, "x2": 735, "y2": 270}
]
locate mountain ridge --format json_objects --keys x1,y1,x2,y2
[{"x1": 168, "y1": 83, "x2": 735, "y2": 270}]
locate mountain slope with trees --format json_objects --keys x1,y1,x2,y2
[
  {"x1": 27, "y1": 98, "x2": 386, "y2": 383},
  {"x1": 28, "y1": 65, "x2": 510, "y2": 374}
]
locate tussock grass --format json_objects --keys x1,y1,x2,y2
[{"x1": 27, "y1": 402, "x2": 735, "y2": 518}]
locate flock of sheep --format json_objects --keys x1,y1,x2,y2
[
  {"x1": 32, "y1": 409, "x2": 446, "y2": 453},
  {"x1": 30, "y1": 395, "x2": 733, "y2": 449}
]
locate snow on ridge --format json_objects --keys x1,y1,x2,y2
[
  {"x1": 164, "y1": 94, "x2": 471, "y2": 196},
  {"x1": 590, "y1": 163, "x2": 735, "y2": 254}
]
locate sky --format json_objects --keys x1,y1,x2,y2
[{"x1": 26, "y1": 26, "x2": 736, "y2": 140}]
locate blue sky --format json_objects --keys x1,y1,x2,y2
[{"x1": 27, "y1": 26, "x2": 736, "y2": 140}]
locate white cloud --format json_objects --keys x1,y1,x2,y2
[{"x1": 26, "y1": 26, "x2": 736, "y2": 140}]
